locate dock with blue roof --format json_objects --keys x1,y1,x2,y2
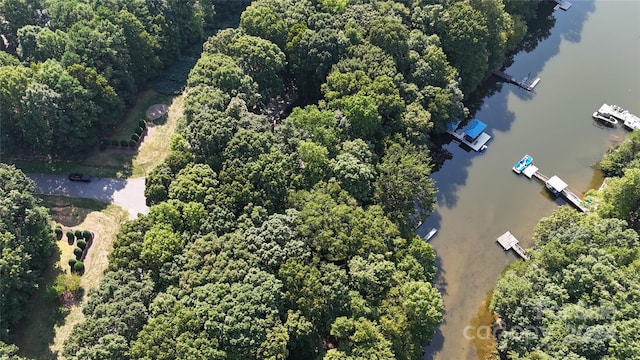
[{"x1": 446, "y1": 119, "x2": 492, "y2": 152}]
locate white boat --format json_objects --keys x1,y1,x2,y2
[
  {"x1": 424, "y1": 228, "x2": 438, "y2": 241},
  {"x1": 592, "y1": 111, "x2": 618, "y2": 127},
  {"x1": 597, "y1": 103, "x2": 640, "y2": 130}
]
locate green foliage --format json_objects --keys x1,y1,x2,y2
[
  {"x1": 0, "y1": 164, "x2": 54, "y2": 341},
  {"x1": 600, "y1": 130, "x2": 640, "y2": 177},
  {"x1": 82, "y1": 230, "x2": 92, "y2": 241},
  {"x1": 140, "y1": 223, "x2": 184, "y2": 273},
  {"x1": 0, "y1": 340, "x2": 28, "y2": 360},
  {"x1": 73, "y1": 261, "x2": 85, "y2": 274},
  {"x1": 374, "y1": 137, "x2": 437, "y2": 235},
  {"x1": 66, "y1": 230, "x2": 75, "y2": 243},
  {"x1": 153, "y1": 56, "x2": 198, "y2": 95},
  {"x1": 58, "y1": 1, "x2": 548, "y2": 358},
  {"x1": 73, "y1": 247, "x2": 84, "y2": 260},
  {"x1": 77, "y1": 239, "x2": 86, "y2": 250},
  {"x1": 74, "y1": 229, "x2": 83, "y2": 239},
  {"x1": 50, "y1": 273, "x2": 82, "y2": 298},
  {"x1": 63, "y1": 270, "x2": 156, "y2": 359},
  {"x1": 491, "y1": 207, "x2": 640, "y2": 358}
]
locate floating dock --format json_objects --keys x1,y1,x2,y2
[
  {"x1": 512, "y1": 155, "x2": 588, "y2": 212},
  {"x1": 446, "y1": 119, "x2": 491, "y2": 152},
  {"x1": 492, "y1": 70, "x2": 541, "y2": 92},
  {"x1": 497, "y1": 231, "x2": 529, "y2": 260},
  {"x1": 554, "y1": 0, "x2": 572, "y2": 11},
  {"x1": 596, "y1": 103, "x2": 640, "y2": 130},
  {"x1": 424, "y1": 228, "x2": 438, "y2": 241}
]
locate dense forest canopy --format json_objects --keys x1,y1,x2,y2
[
  {"x1": 0, "y1": 0, "x2": 551, "y2": 359},
  {"x1": 0, "y1": 164, "x2": 55, "y2": 345},
  {"x1": 0, "y1": 0, "x2": 215, "y2": 156},
  {"x1": 490, "y1": 134, "x2": 640, "y2": 359}
]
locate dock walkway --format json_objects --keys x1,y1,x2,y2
[
  {"x1": 497, "y1": 231, "x2": 529, "y2": 260},
  {"x1": 492, "y1": 70, "x2": 541, "y2": 91},
  {"x1": 512, "y1": 156, "x2": 587, "y2": 212},
  {"x1": 554, "y1": 0, "x2": 572, "y2": 11}
]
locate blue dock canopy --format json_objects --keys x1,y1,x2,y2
[
  {"x1": 463, "y1": 119, "x2": 487, "y2": 140},
  {"x1": 446, "y1": 120, "x2": 461, "y2": 131}
]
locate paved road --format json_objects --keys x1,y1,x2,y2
[{"x1": 28, "y1": 174, "x2": 149, "y2": 219}]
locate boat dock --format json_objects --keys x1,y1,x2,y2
[
  {"x1": 497, "y1": 231, "x2": 529, "y2": 260},
  {"x1": 492, "y1": 70, "x2": 541, "y2": 91},
  {"x1": 446, "y1": 119, "x2": 491, "y2": 152},
  {"x1": 596, "y1": 103, "x2": 640, "y2": 130},
  {"x1": 554, "y1": 0, "x2": 572, "y2": 11},
  {"x1": 513, "y1": 156, "x2": 588, "y2": 212}
]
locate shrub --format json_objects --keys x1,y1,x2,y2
[
  {"x1": 135, "y1": 126, "x2": 144, "y2": 136},
  {"x1": 139, "y1": 119, "x2": 146, "y2": 128},
  {"x1": 68, "y1": 258, "x2": 76, "y2": 269},
  {"x1": 77, "y1": 239, "x2": 86, "y2": 250},
  {"x1": 54, "y1": 227, "x2": 63, "y2": 239},
  {"x1": 52, "y1": 273, "x2": 80, "y2": 295},
  {"x1": 74, "y1": 247, "x2": 83, "y2": 260},
  {"x1": 111, "y1": 139, "x2": 120, "y2": 146},
  {"x1": 129, "y1": 139, "x2": 137, "y2": 147},
  {"x1": 131, "y1": 133, "x2": 140, "y2": 142},
  {"x1": 66, "y1": 231, "x2": 75, "y2": 243},
  {"x1": 82, "y1": 230, "x2": 92, "y2": 241},
  {"x1": 73, "y1": 261, "x2": 85, "y2": 274},
  {"x1": 74, "y1": 229, "x2": 83, "y2": 239},
  {"x1": 120, "y1": 139, "x2": 129, "y2": 147}
]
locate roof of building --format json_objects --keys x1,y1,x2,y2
[
  {"x1": 546, "y1": 175, "x2": 568, "y2": 192},
  {"x1": 464, "y1": 118, "x2": 487, "y2": 139},
  {"x1": 446, "y1": 120, "x2": 461, "y2": 131}
]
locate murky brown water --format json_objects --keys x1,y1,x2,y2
[{"x1": 421, "y1": 1, "x2": 640, "y2": 359}]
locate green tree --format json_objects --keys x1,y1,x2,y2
[
  {"x1": 330, "y1": 139, "x2": 376, "y2": 203},
  {"x1": 227, "y1": 35, "x2": 286, "y2": 101},
  {"x1": 374, "y1": 138, "x2": 437, "y2": 235},
  {"x1": 342, "y1": 94, "x2": 381, "y2": 141},
  {"x1": 434, "y1": 1, "x2": 490, "y2": 96},
  {"x1": 297, "y1": 140, "x2": 329, "y2": 189},
  {"x1": 0, "y1": 164, "x2": 54, "y2": 341},
  {"x1": 141, "y1": 224, "x2": 183, "y2": 273}
]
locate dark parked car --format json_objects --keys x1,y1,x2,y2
[{"x1": 68, "y1": 173, "x2": 92, "y2": 182}]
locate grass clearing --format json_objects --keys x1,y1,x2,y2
[
  {"x1": 131, "y1": 94, "x2": 183, "y2": 177},
  {"x1": 13, "y1": 196, "x2": 129, "y2": 360},
  {"x1": 112, "y1": 89, "x2": 174, "y2": 139},
  {"x1": 5, "y1": 88, "x2": 180, "y2": 179}
]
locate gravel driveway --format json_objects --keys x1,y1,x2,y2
[{"x1": 28, "y1": 174, "x2": 150, "y2": 219}]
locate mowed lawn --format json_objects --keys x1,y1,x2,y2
[{"x1": 12, "y1": 195, "x2": 128, "y2": 359}]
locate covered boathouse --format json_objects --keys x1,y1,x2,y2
[{"x1": 446, "y1": 118, "x2": 492, "y2": 152}]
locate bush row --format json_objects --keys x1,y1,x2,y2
[
  {"x1": 100, "y1": 120, "x2": 147, "y2": 150},
  {"x1": 53, "y1": 224, "x2": 94, "y2": 275}
]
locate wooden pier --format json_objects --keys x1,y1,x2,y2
[
  {"x1": 492, "y1": 70, "x2": 541, "y2": 92},
  {"x1": 497, "y1": 231, "x2": 529, "y2": 260},
  {"x1": 513, "y1": 156, "x2": 588, "y2": 212}
]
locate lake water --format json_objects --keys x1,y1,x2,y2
[{"x1": 421, "y1": 1, "x2": 640, "y2": 359}]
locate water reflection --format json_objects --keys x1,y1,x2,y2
[{"x1": 421, "y1": 1, "x2": 610, "y2": 359}]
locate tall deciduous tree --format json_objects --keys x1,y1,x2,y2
[
  {"x1": 0, "y1": 164, "x2": 54, "y2": 341},
  {"x1": 374, "y1": 137, "x2": 437, "y2": 235}
]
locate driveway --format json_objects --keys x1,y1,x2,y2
[{"x1": 28, "y1": 174, "x2": 150, "y2": 219}]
